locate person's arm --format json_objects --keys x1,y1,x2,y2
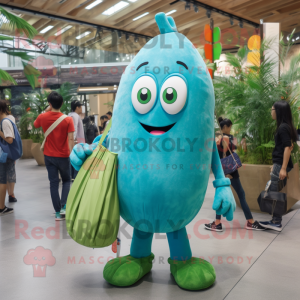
[
  {"x1": 279, "y1": 126, "x2": 293, "y2": 180},
  {"x1": 94, "y1": 125, "x2": 99, "y2": 136},
  {"x1": 0, "y1": 120, "x2": 14, "y2": 144},
  {"x1": 71, "y1": 115, "x2": 78, "y2": 142},
  {"x1": 33, "y1": 114, "x2": 41, "y2": 129},
  {"x1": 68, "y1": 132, "x2": 74, "y2": 153},
  {"x1": 0, "y1": 131, "x2": 13, "y2": 144},
  {"x1": 279, "y1": 147, "x2": 292, "y2": 180}
]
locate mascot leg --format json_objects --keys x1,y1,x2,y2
[
  {"x1": 167, "y1": 227, "x2": 216, "y2": 290},
  {"x1": 103, "y1": 228, "x2": 154, "y2": 286}
]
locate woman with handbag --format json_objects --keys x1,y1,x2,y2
[
  {"x1": 259, "y1": 101, "x2": 297, "y2": 231},
  {"x1": 205, "y1": 117, "x2": 265, "y2": 231}
]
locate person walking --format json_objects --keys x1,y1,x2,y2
[
  {"x1": 99, "y1": 115, "x2": 108, "y2": 133},
  {"x1": 0, "y1": 101, "x2": 22, "y2": 215},
  {"x1": 34, "y1": 92, "x2": 75, "y2": 221},
  {"x1": 105, "y1": 111, "x2": 112, "y2": 127},
  {"x1": 259, "y1": 101, "x2": 297, "y2": 231},
  {"x1": 83, "y1": 116, "x2": 99, "y2": 145},
  {"x1": 205, "y1": 117, "x2": 265, "y2": 231},
  {"x1": 68, "y1": 100, "x2": 85, "y2": 180}
]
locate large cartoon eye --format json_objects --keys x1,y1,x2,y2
[
  {"x1": 132, "y1": 76, "x2": 157, "y2": 114},
  {"x1": 160, "y1": 76, "x2": 187, "y2": 115}
]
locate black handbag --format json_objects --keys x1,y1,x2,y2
[{"x1": 257, "y1": 190, "x2": 287, "y2": 216}]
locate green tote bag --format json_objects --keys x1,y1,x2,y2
[{"x1": 66, "y1": 120, "x2": 119, "y2": 248}]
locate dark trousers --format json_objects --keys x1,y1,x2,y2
[
  {"x1": 70, "y1": 164, "x2": 78, "y2": 180},
  {"x1": 45, "y1": 155, "x2": 71, "y2": 213},
  {"x1": 269, "y1": 164, "x2": 292, "y2": 224},
  {"x1": 216, "y1": 177, "x2": 253, "y2": 221}
]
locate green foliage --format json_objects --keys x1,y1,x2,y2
[
  {"x1": 0, "y1": 69, "x2": 16, "y2": 85},
  {"x1": 214, "y1": 36, "x2": 300, "y2": 165},
  {"x1": 18, "y1": 90, "x2": 49, "y2": 139},
  {"x1": 0, "y1": 7, "x2": 37, "y2": 39},
  {"x1": 0, "y1": 7, "x2": 38, "y2": 87},
  {"x1": 3, "y1": 50, "x2": 33, "y2": 61},
  {"x1": 55, "y1": 82, "x2": 79, "y2": 115}
]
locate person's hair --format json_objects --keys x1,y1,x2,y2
[
  {"x1": 0, "y1": 100, "x2": 10, "y2": 115},
  {"x1": 89, "y1": 115, "x2": 95, "y2": 123},
  {"x1": 100, "y1": 115, "x2": 108, "y2": 120},
  {"x1": 218, "y1": 117, "x2": 232, "y2": 129},
  {"x1": 71, "y1": 100, "x2": 82, "y2": 112},
  {"x1": 273, "y1": 101, "x2": 298, "y2": 142},
  {"x1": 83, "y1": 116, "x2": 90, "y2": 124},
  {"x1": 106, "y1": 111, "x2": 112, "y2": 116},
  {"x1": 48, "y1": 91, "x2": 63, "y2": 109}
]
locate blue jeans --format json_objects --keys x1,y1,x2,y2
[
  {"x1": 44, "y1": 155, "x2": 71, "y2": 213},
  {"x1": 216, "y1": 177, "x2": 253, "y2": 221},
  {"x1": 268, "y1": 164, "x2": 292, "y2": 224}
]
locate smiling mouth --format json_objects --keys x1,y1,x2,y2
[{"x1": 139, "y1": 122, "x2": 176, "y2": 135}]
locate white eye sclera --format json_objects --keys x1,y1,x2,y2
[
  {"x1": 131, "y1": 76, "x2": 157, "y2": 114},
  {"x1": 160, "y1": 76, "x2": 187, "y2": 115}
]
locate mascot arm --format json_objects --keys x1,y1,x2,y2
[
  {"x1": 70, "y1": 133, "x2": 109, "y2": 171},
  {"x1": 211, "y1": 140, "x2": 236, "y2": 221}
]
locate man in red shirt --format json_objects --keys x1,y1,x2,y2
[{"x1": 34, "y1": 91, "x2": 75, "y2": 221}]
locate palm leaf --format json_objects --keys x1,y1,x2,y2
[
  {"x1": 0, "y1": 35, "x2": 13, "y2": 40},
  {"x1": 0, "y1": 7, "x2": 37, "y2": 39},
  {"x1": 0, "y1": 69, "x2": 17, "y2": 85},
  {"x1": 3, "y1": 50, "x2": 33, "y2": 61}
]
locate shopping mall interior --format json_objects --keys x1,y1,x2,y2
[{"x1": 0, "y1": 1, "x2": 300, "y2": 299}]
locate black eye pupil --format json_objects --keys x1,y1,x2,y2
[
  {"x1": 166, "y1": 92, "x2": 173, "y2": 100},
  {"x1": 141, "y1": 90, "x2": 148, "y2": 101}
]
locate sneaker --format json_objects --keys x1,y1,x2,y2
[
  {"x1": 9, "y1": 195, "x2": 17, "y2": 203},
  {"x1": 60, "y1": 205, "x2": 66, "y2": 216},
  {"x1": 0, "y1": 206, "x2": 14, "y2": 216},
  {"x1": 259, "y1": 220, "x2": 282, "y2": 232},
  {"x1": 55, "y1": 212, "x2": 65, "y2": 221},
  {"x1": 246, "y1": 221, "x2": 266, "y2": 231},
  {"x1": 204, "y1": 221, "x2": 223, "y2": 232}
]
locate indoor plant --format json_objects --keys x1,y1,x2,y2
[{"x1": 214, "y1": 33, "x2": 300, "y2": 211}]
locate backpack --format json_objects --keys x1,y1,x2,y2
[{"x1": 0, "y1": 118, "x2": 23, "y2": 161}]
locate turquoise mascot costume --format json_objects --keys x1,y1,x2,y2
[{"x1": 70, "y1": 13, "x2": 236, "y2": 290}]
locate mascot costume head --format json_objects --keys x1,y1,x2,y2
[{"x1": 71, "y1": 12, "x2": 235, "y2": 291}]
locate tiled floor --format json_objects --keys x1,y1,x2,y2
[{"x1": 0, "y1": 159, "x2": 299, "y2": 300}]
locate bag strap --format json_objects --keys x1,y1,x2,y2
[
  {"x1": 216, "y1": 115, "x2": 239, "y2": 167},
  {"x1": 41, "y1": 115, "x2": 67, "y2": 150},
  {"x1": 99, "y1": 118, "x2": 112, "y2": 146}
]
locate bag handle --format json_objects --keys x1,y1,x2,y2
[
  {"x1": 216, "y1": 115, "x2": 239, "y2": 167},
  {"x1": 41, "y1": 115, "x2": 67, "y2": 150},
  {"x1": 99, "y1": 118, "x2": 112, "y2": 146}
]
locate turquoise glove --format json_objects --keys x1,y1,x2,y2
[
  {"x1": 212, "y1": 178, "x2": 236, "y2": 221},
  {"x1": 70, "y1": 143, "x2": 97, "y2": 171},
  {"x1": 70, "y1": 134, "x2": 109, "y2": 171},
  {"x1": 92, "y1": 134, "x2": 108, "y2": 147}
]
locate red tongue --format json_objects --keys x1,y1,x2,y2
[{"x1": 150, "y1": 130, "x2": 165, "y2": 135}]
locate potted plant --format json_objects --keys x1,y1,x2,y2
[
  {"x1": 214, "y1": 33, "x2": 300, "y2": 212},
  {"x1": 30, "y1": 132, "x2": 45, "y2": 166},
  {"x1": 19, "y1": 90, "x2": 49, "y2": 164}
]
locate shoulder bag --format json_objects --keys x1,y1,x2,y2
[
  {"x1": 40, "y1": 115, "x2": 68, "y2": 151},
  {"x1": 217, "y1": 121, "x2": 242, "y2": 175}
]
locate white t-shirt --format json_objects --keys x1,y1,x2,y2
[{"x1": 2, "y1": 115, "x2": 15, "y2": 139}]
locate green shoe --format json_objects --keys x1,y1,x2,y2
[
  {"x1": 103, "y1": 253, "x2": 154, "y2": 287},
  {"x1": 168, "y1": 257, "x2": 216, "y2": 290},
  {"x1": 60, "y1": 204, "x2": 66, "y2": 216}
]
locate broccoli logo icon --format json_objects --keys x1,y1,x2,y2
[{"x1": 23, "y1": 246, "x2": 56, "y2": 277}]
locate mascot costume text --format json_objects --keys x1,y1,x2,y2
[{"x1": 70, "y1": 12, "x2": 236, "y2": 291}]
